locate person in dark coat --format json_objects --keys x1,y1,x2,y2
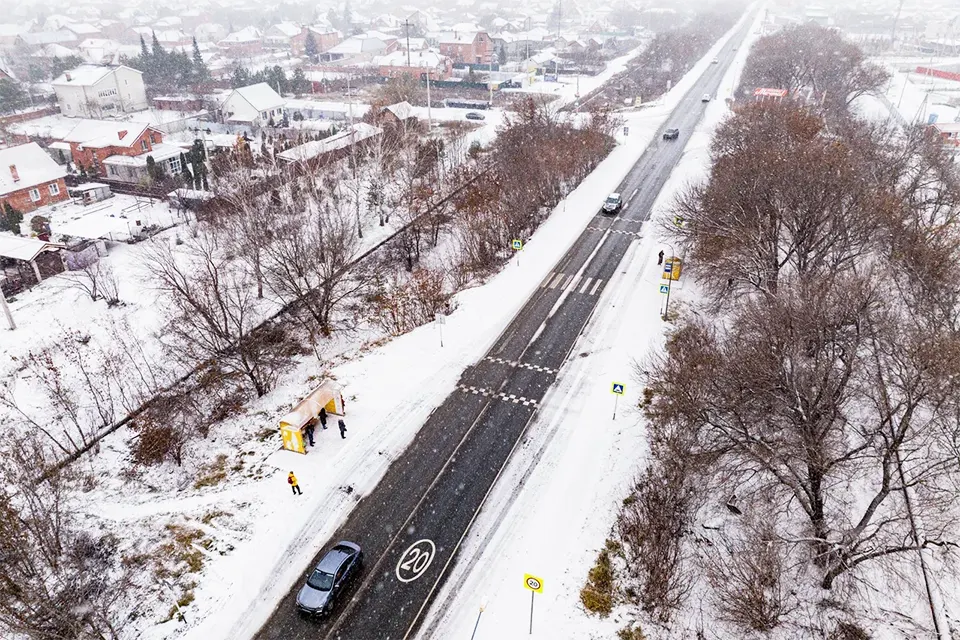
[
  {"x1": 319, "y1": 407, "x2": 328, "y2": 430},
  {"x1": 657, "y1": 250, "x2": 665, "y2": 265},
  {"x1": 338, "y1": 419, "x2": 347, "y2": 439},
  {"x1": 304, "y1": 422, "x2": 315, "y2": 446}
]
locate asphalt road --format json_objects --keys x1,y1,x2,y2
[{"x1": 253, "y1": 19, "x2": 753, "y2": 640}]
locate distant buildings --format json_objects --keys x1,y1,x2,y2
[
  {"x1": 52, "y1": 65, "x2": 148, "y2": 118},
  {"x1": 291, "y1": 26, "x2": 342, "y2": 57},
  {"x1": 437, "y1": 27, "x2": 493, "y2": 64},
  {"x1": 218, "y1": 26, "x2": 263, "y2": 57}
]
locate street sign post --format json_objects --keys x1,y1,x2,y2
[
  {"x1": 673, "y1": 215, "x2": 684, "y2": 227},
  {"x1": 611, "y1": 382, "x2": 625, "y2": 420},
  {"x1": 512, "y1": 239, "x2": 523, "y2": 266},
  {"x1": 659, "y1": 284, "x2": 669, "y2": 294},
  {"x1": 435, "y1": 312, "x2": 445, "y2": 348},
  {"x1": 523, "y1": 574, "x2": 544, "y2": 635}
]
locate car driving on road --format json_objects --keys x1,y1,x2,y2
[
  {"x1": 465, "y1": 112, "x2": 485, "y2": 121},
  {"x1": 296, "y1": 541, "x2": 363, "y2": 617},
  {"x1": 663, "y1": 128, "x2": 680, "y2": 140},
  {"x1": 602, "y1": 193, "x2": 622, "y2": 214},
  {"x1": 702, "y1": 94, "x2": 711, "y2": 102},
  {"x1": 712, "y1": 58, "x2": 719, "y2": 64}
]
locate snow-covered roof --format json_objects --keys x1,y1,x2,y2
[
  {"x1": 327, "y1": 32, "x2": 393, "y2": 55},
  {"x1": 33, "y1": 43, "x2": 78, "y2": 58},
  {"x1": 269, "y1": 22, "x2": 302, "y2": 38},
  {"x1": 375, "y1": 49, "x2": 446, "y2": 68},
  {"x1": 19, "y1": 31, "x2": 77, "y2": 46},
  {"x1": 0, "y1": 143, "x2": 66, "y2": 196},
  {"x1": 103, "y1": 142, "x2": 181, "y2": 166},
  {"x1": 52, "y1": 64, "x2": 141, "y2": 87},
  {"x1": 0, "y1": 23, "x2": 26, "y2": 37},
  {"x1": 219, "y1": 26, "x2": 262, "y2": 44},
  {"x1": 0, "y1": 236, "x2": 65, "y2": 262},
  {"x1": 438, "y1": 30, "x2": 481, "y2": 45},
  {"x1": 79, "y1": 123, "x2": 154, "y2": 149},
  {"x1": 154, "y1": 16, "x2": 182, "y2": 27},
  {"x1": 382, "y1": 101, "x2": 414, "y2": 120},
  {"x1": 64, "y1": 23, "x2": 100, "y2": 35},
  {"x1": 277, "y1": 123, "x2": 381, "y2": 163},
  {"x1": 225, "y1": 82, "x2": 285, "y2": 113}
]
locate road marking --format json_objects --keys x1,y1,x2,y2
[
  {"x1": 565, "y1": 274, "x2": 581, "y2": 292},
  {"x1": 457, "y1": 385, "x2": 540, "y2": 407},
  {"x1": 483, "y1": 357, "x2": 558, "y2": 374},
  {"x1": 538, "y1": 271, "x2": 555, "y2": 288},
  {"x1": 584, "y1": 226, "x2": 642, "y2": 237},
  {"x1": 631, "y1": 188, "x2": 639, "y2": 199},
  {"x1": 579, "y1": 277, "x2": 593, "y2": 293},
  {"x1": 396, "y1": 539, "x2": 436, "y2": 583},
  {"x1": 590, "y1": 279, "x2": 603, "y2": 296},
  {"x1": 548, "y1": 273, "x2": 565, "y2": 289},
  {"x1": 561, "y1": 274, "x2": 574, "y2": 289}
]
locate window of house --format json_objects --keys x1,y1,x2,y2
[
  {"x1": 48, "y1": 182, "x2": 60, "y2": 196},
  {"x1": 261, "y1": 111, "x2": 268, "y2": 119},
  {"x1": 29, "y1": 188, "x2": 40, "y2": 202},
  {"x1": 109, "y1": 165, "x2": 119, "y2": 176},
  {"x1": 141, "y1": 139, "x2": 149, "y2": 151},
  {"x1": 152, "y1": 134, "x2": 159, "y2": 144},
  {"x1": 168, "y1": 157, "x2": 182, "y2": 174}
]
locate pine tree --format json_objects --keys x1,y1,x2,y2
[
  {"x1": 304, "y1": 31, "x2": 318, "y2": 60},
  {"x1": 140, "y1": 34, "x2": 150, "y2": 59},
  {"x1": 231, "y1": 66, "x2": 251, "y2": 88},
  {"x1": 342, "y1": 0, "x2": 352, "y2": 30},
  {"x1": 192, "y1": 37, "x2": 210, "y2": 85},
  {"x1": 0, "y1": 202, "x2": 23, "y2": 234},
  {"x1": 291, "y1": 67, "x2": 310, "y2": 94}
]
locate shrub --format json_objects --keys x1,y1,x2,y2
[{"x1": 580, "y1": 544, "x2": 616, "y2": 616}]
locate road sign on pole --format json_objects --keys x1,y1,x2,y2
[
  {"x1": 673, "y1": 215, "x2": 684, "y2": 227},
  {"x1": 611, "y1": 382, "x2": 625, "y2": 420},
  {"x1": 511, "y1": 239, "x2": 523, "y2": 251},
  {"x1": 659, "y1": 284, "x2": 669, "y2": 294},
  {"x1": 523, "y1": 574, "x2": 543, "y2": 635}
]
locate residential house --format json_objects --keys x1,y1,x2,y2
[
  {"x1": 0, "y1": 142, "x2": 69, "y2": 213},
  {"x1": 62, "y1": 123, "x2": 184, "y2": 183},
  {"x1": 220, "y1": 82, "x2": 286, "y2": 127},
  {"x1": 52, "y1": 65, "x2": 148, "y2": 118},
  {"x1": 0, "y1": 23, "x2": 27, "y2": 48},
  {"x1": 218, "y1": 26, "x2": 263, "y2": 57},
  {"x1": 264, "y1": 22, "x2": 303, "y2": 49},
  {"x1": 377, "y1": 101, "x2": 415, "y2": 127},
  {"x1": 277, "y1": 122, "x2": 381, "y2": 165},
  {"x1": 437, "y1": 28, "x2": 492, "y2": 64},
  {"x1": 374, "y1": 49, "x2": 452, "y2": 80},
  {"x1": 16, "y1": 30, "x2": 79, "y2": 48},
  {"x1": 291, "y1": 26, "x2": 342, "y2": 56},
  {"x1": 321, "y1": 31, "x2": 398, "y2": 62},
  {"x1": 63, "y1": 23, "x2": 102, "y2": 40},
  {"x1": 194, "y1": 22, "x2": 228, "y2": 43}
]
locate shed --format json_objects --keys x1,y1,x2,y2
[{"x1": 0, "y1": 236, "x2": 65, "y2": 290}]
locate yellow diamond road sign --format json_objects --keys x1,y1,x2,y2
[{"x1": 524, "y1": 573, "x2": 544, "y2": 593}]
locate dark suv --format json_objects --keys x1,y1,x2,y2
[
  {"x1": 663, "y1": 128, "x2": 680, "y2": 140},
  {"x1": 296, "y1": 541, "x2": 363, "y2": 616},
  {"x1": 602, "y1": 193, "x2": 622, "y2": 214}
]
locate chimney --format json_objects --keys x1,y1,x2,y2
[
  {"x1": 9, "y1": 165, "x2": 19, "y2": 182},
  {"x1": 65, "y1": 72, "x2": 72, "y2": 81}
]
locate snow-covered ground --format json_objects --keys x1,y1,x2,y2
[
  {"x1": 857, "y1": 65, "x2": 960, "y2": 126},
  {"x1": 418, "y1": 9, "x2": 768, "y2": 640}
]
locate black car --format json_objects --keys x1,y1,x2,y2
[
  {"x1": 602, "y1": 193, "x2": 622, "y2": 214},
  {"x1": 663, "y1": 128, "x2": 680, "y2": 140},
  {"x1": 296, "y1": 541, "x2": 363, "y2": 616},
  {"x1": 465, "y1": 112, "x2": 486, "y2": 121}
]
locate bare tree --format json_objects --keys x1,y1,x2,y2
[
  {"x1": 59, "y1": 259, "x2": 121, "y2": 306},
  {"x1": 0, "y1": 435, "x2": 128, "y2": 640},
  {"x1": 141, "y1": 231, "x2": 287, "y2": 397}
]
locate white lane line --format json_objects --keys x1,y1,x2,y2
[
  {"x1": 561, "y1": 274, "x2": 574, "y2": 289},
  {"x1": 548, "y1": 273, "x2": 565, "y2": 289},
  {"x1": 590, "y1": 279, "x2": 603, "y2": 296},
  {"x1": 566, "y1": 274, "x2": 581, "y2": 292},
  {"x1": 631, "y1": 187, "x2": 639, "y2": 199},
  {"x1": 539, "y1": 271, "x2": 555, "y2": 288},
  {"x1": 579, "y1": 277, "x2": 593, "y2": 294}
]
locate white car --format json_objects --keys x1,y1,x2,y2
[
  {"x1": 712, "y1": 58, "x2": 719, "y2": 64},
  {"x1": 702, "y1": 94, "x2": 711, "y2": 102}
]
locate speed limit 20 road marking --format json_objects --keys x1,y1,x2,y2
[{"x1": 396, "y1": 539, "x2": 436, "y2": 583}]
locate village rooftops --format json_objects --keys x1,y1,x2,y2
[
  {"x1": 224, "y1": 82, "x2": 285, "y2": 112},
  {"x1": 0, "y1": 143, "x2": 67, "y2": 196},
  {"x1": 277, "y1": 123, "x2": 381, "y2": 163},
  {"x1": 52, "y1": 64, "x2": 141, "y2": 86},
  {"x1": 102, "y1": 142, "x2": 182, "y2": 166}
]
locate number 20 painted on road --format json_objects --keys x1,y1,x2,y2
[{"x1": 396, "y1": 539, "x2": 436, "y2": 583}]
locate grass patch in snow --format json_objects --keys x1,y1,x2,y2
[
  {"x1": 580, "y1": 539, "x2": 619, "y2": 616},
  {"x1": 617, "y1": 625, "x2": 648, "y2": 640},
  {"x1": 200, "y1": 509, "x2": 231, "y2": 525},
  {"x1": 193, "y1": 454, "x2": 228, "y2": 489},
  {"x1": 156, "y1": 524, "x2": 207, "y2": 578}
]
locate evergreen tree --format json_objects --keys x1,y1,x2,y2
[
  {"x1": 342, "y1": 0, "x2": 352, "y2": 30},
  {"x1": 0, "y1": 202, "x2": 23, "y2": 234},
  {"x1": 140, "y1": 34, "x2": 150, "y2": 59},
  {"x1": 231, "y1": 66, "x2": 251, "y2": 88},
  {"x1": 151, "y1": 31, "x2": 164, "y2": 59},
  {"x1": 179, "y1": 152, "x2": 190, "y2": 181},
  {"x1": 498, "y1": 44, "x2": 507, "y2": 65},
  {"x1": 192, "y1": 37, "x2": 210, "y2": 85},
  {"x1": 304, "y1": 31, "x2": 318, "y2": 60},
  {"x1": 189, "y1": 139, "x2": 205, "y2": 190},
  {"x1": 291, "y1": 67, "x2": 310, "y2": 94}
]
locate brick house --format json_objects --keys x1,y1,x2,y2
[
  {"x1": 291, "y1": 26, "x2": 342, "y2": 56},
  {"x1": 0, "y1": 143, "x2": 69, "y2": 214},
  {"x1": 68, "y1": 124, "x2": 164, "y2": 176},
  {"x1": 218, "y1": 27, "x2": 263, "y2": 58},
  {"x1": 438, "y1": 29, "x2": 492, "y2": 64}
]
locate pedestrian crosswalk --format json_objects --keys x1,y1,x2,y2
[
  {"x1": 457, "y1": 385, "x2": 539, "y2": 407},
  {"x1": 483, "y1": 356, "x2": 558, "y2": 374},
  {"x1": 585, "y1": 226, "x2": 643, "y2": 238},
  {"x1": 539, "y1": 271, "x2": 604, "y2": 296}
]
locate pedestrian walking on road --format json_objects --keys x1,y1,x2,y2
[
  {"x1": 319, "y1": 407, "x2": 328, "y2": 430},
  {"x1": 658, "y1": 250, "x2": 664, "y2": 265},
  {"x1": 304, "y1": 422, "x2": 315, "y2": 447},
  {"x1": 338, "y1": 419, "x2": 347, "y2": 439},
  {"x1": 288, "y1": 471, "x2": 302, "y2": 495}
]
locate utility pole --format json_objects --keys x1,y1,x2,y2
[
  {"x1": 426, "y1": 67, "x2": 432, "y2": 127},
  {"x1": 404, "y1": 19, "x2": 411, "y2": 67},
  {"x1": 489, "y1": 41, "x2": 494, "y2": 106},
  {"x1": 0, "y1": 292, "x2": 15, "y2": 330}
]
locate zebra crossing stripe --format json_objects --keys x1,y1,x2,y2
[
  {"x1": 481, "y1": 357, "x2": 558, "y2": 374},
  {"x1": 590, "y1": 279, "x2": 603, "y2": 295},
  {"x1": 579, "y1": 277, "x2": 593, "y2": 294},
  {"x1": 549, "y1": 273, "x2": 565, "y2": 289},
  {"x1": 539, "y1": 272, "x2": 556, "y2": 288},
  {"x1": 566, "y1": 274, "x2": 581, "y2": 292},
  {"x1": 456, "y1": 385, "x2": 539, "y2": 407}
]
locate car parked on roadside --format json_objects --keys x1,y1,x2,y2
[
  {"x1": 296, "y1": 541, "x2": 363, "y2": 617},
  {"x1": 465, "y1": 112, "x2": 486, "y2": 121},
  {"x1": 602, "y1": 193, "x2": 622, "y2": 214},
  {"x1": 663, "y1": 128, "x2": 680, "y2": 140}
]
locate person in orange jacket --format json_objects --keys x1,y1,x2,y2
[{"x1": 288, "y1": 471, "x2": 302, "y2": 495}]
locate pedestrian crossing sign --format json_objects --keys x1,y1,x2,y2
[
  {"x1": 512, "y1": 239, "x2": 523, "y2": 251},
  {"x1": 611, "y1": 382, "x2": 625, "y2": 395},
  {"x1": 659, "y1": 284, "x2": 669, "y2": 294}
]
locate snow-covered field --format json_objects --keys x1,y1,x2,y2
[{"x1": 417, "y1": 8, "x2": 766, "y2": 640}]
